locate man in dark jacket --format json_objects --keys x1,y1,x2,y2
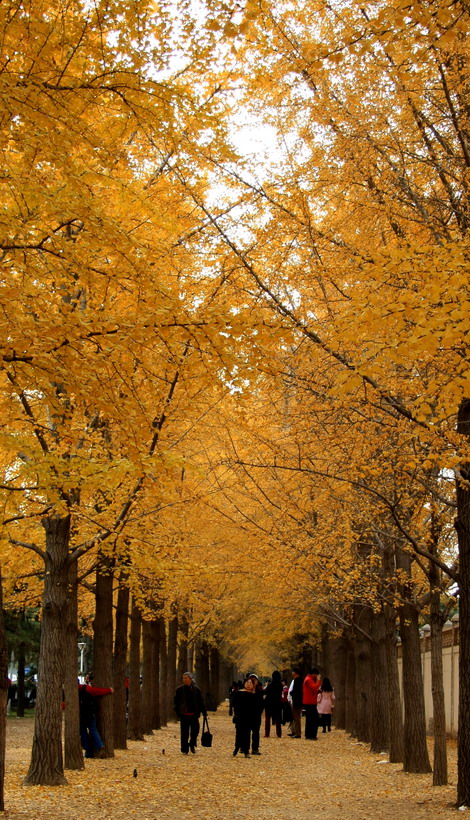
[{"x1": 173, "y1": 672, "x2": 207, "y2": 754}]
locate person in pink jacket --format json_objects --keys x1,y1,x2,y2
[{"x1": 317, "y1": 677, "x2": 335, "y2": 733}]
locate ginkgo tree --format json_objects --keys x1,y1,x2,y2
[{"x1": 170, "y1": 0, "x2": 470, "y2": 802}]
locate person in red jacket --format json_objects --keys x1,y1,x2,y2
[
  {"x1": 78, "y1": 680, "x2": 113, "y2": 758},
  {"x1": 302, "y1": 667, "x2": 321, "y2": 740}
]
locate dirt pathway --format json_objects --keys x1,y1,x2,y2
[{"x1": 4, "y1": 705, "x2": 460, "y2": 819}]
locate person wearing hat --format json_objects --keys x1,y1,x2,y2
[{"x1": 248, "y1": 673, "x2": 264, "y2": 755}]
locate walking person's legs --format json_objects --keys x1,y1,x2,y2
[
  {"x1": 304, "y1": 704, "x2": 313, "y2": 739},
  {"x1": 180, "y1": 716, "x2": 191, "y2": 753},
  {"x1": 252, "y1": 719, "x2": 261, "y2": 753},
  {"x1": 264, "y1": 708, "x2": 271, "y2": 737},
  {"x1": 312, "y1": 705, "x2": 319, "y2": 739},
  {"x1": 189, "y1": 717, "x2": 200, "y2": 752},
  {"x1": 292, "y1": 705, "x2": 302, "y2": 737}
]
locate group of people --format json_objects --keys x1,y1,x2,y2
[
  {"x1": 79, "y1": 667, "x2": 335, "y2": 760},
  {"x1": 228, "y1": 667, "x2": 335, "y2": 757}
]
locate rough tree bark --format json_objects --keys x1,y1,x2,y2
[
  {"x1": 159, "y1": 616, "x2": 168, "y2": 726},
  {"x1": 24, "y1": 514, "x2": 70, "y2": 785},
  {"x1": 127, "y1": 598, "x2": 143, "y2": 741},
  {"x1": 94, "y1": 560, "x2": 115, "y2": 758},
  {"x1": 370, "y1": 608, "x2": 390, "y2": 753},
  {"x1": 151, "y1": 618, "x2": 161, "y2": 731},
  {"x1": 353, "y1": 606, "x2": 372, "y2": 744},
  {"x1": 0, "y1": 568, "x2": 9, "y2": 810},
  {"x1": 384, "y1": 603, "x2": 404, "y2": 763},
  {"x1": 141, "y1": 618, "x2": 154, "y2": 735},
  {"x1": 177, "y1": 611, "x2": 189, "y2": 680},
  {"x1": 167, "y1": 612, "x2": 178, "y2": 721},
  {"x1": 397, "y1": 567, "x2": 432, "y2": 774},
  {"x1": 113, "y1": 576, "x2": 129, "y2": 749},
  {"x1": 64, "y1": 558, "x2": 84, "y2": 770},
  {"x1": 344, "y1": 634, "x2": 356, "y2": 736},
  {"x1": 456, "y1": 398, "x2": 470, "y2": 806}
]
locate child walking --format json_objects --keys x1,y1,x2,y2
[{"x1": 317, "y1": 677, "x2": 335, "y2": 733}]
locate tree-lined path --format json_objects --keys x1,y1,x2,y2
[{"x1": 5, "y1": 705, "x2": 459, "y2": 819}]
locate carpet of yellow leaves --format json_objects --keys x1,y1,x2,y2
[{"x1": 4, "y1": 705, "x2": 459, "y2": 819}]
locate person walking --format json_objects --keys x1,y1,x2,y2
[
  {"x1": 317, "y1": 677, "x2": 335, "y2": 733},
  {"x1": 281, "y1": 678, "x2": 293, "y2": 726},
  {"x1": 78, "y1": 680, "x2": 114, "y2": 758},
  {"x1": 173, "y1": 672, "x2": 207, "y2": 754},
  {"x1": 232, "y1": 677, "x2": 259, "y2": 757},
  {"x1": 248, "y1": 673, "x2": 264, "y2": 755},
  {"x1": 288, "y1": 667, "x2": 303, "y2": 738},
  {"x1": 263, "y1": 670, "x2": 283, "y2": 738},
  {"x1": 303, "y1": 667, "x2": 321, "y2": 740}
]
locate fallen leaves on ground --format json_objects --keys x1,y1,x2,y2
[{"x1": 3, "y1": 705, "x2": 459, "y2": 819}]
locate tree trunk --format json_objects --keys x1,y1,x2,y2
[
  {"x1": 0, "y1": 568, "x2": 9, "y2": 810},
  {"x1": 456, "y1": 398, "x2": 470, "y2": 806},
  {"x1": 210, "y1": 646, "x2": 220, "y2": 710},
  {"x1": 159, "y1": 616, "x2": 168, "y2": 727},
  {"x1": 151, "y1": 619, "x2": 161, "y2": 731},
  {"x1": 344, "y1": 635, "x2": 356, "y2": 736},
  {"x1": 16, "y1": 641, "x2": 26, "y2": 718},
  {"x1": 195, "y1": 640, "x2": 210, "y2": 706},
  {"x1": 127, "y1": 598, "x2": 143, "y2": 741},
  {"x1": 384, "y1": 604, "x2": 404, "y2": 763},
  {"x1": 399, "y1": 599, "x2": 432, "y2": 773},
  {"x1": 167, "y1": 613, "x2": 178, "y2": 721},
  {"x1": 141, "y1": 619, "x2": 154, "y2": 735},
  {"x1": 64, "y1": 559, "x2": 84, "y2": 770},
  {"x1": 177, "y1": 612, "x2": 189, "y2": 679},
  {"x1": 353, "y1": 606, "x2": 371, "y2": 743},
  {"x1": 113, "y1": 577, "x2": 129, "y2": 749},
  {"x1": 25, "y1": 514, "x2": 70, "y2": 785},
  {"x1": 429, "y1": 587, "x2": 447, "y2": 785},
  {"x1": 370, "y1": 608, "x2": 390, "y2": 753},
  {"x1": 94, "y1": 560, "x2": 115, "y2": 758},
  {"x1": 329, "y1": 632, "x2": 348, "y2": 730}
]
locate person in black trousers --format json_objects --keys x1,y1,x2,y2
[
  {"x1": 288, "y1": 668, "x2": 303, "y2": 738},
  {"x1": 248, "y1": 673, "x2": 264, "y2": 755},
  {"x1": 173, "y1": 672, "x2": 207, "y2": 754},
  {"x1": 232, "y1": 678, "x2": 259, "y2": 758}
]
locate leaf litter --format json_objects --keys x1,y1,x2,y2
[{"x1": 3, "y1": 705, "x2": 459, "y2": 819}]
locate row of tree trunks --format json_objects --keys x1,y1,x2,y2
[
  {"x1": 326, "y1": 592, "x2": 433, "y2": 775},
  {"x1": 19, "y1": 541, "x2": 229, "y2": 786}
]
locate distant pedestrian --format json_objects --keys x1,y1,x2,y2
[
  {"x1": 281, "y1": 678, "x2": 292, "y2": 725},
  {"x1": 263, "y1": 670, "x2": 283, "y2": 738},
  {"x1": 303, "y1": 667, "x2": 321, "y2": 740},
  {"x1": 288, "y1": 667, "x2": 303, "y2": 738},
  {"x1": 317, "y1": 677, "x2": 335, "y2": 733},
  {"x1": 173, "y1": 672, "x2": 207, "y2": 754},
  {"x1": 248, "y1": 673, "x2": 264, "y2": 755},
  {"x1": 232, "y1": 677, "x2": 258, "y2": 757}
]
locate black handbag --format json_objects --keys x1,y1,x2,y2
[{"x1": 201, "y1": 715, "x2": 212, "y2": 747}]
